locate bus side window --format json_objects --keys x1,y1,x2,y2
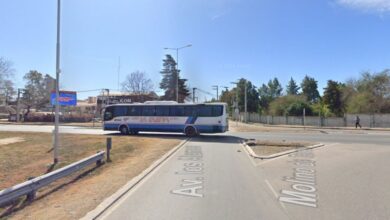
[
  {"x1": 128, "y1": 106, "x2": 141, "y2": 116},
  {"x1": 212, "y1": 105, "x2": 223, "y2": 116},
  {"x1": 156, "y1": 106, "x2": 170, "y2": 116},
  {"x1": 198, "y1": 106, "x2": 212, "y2": 117},
  {"x1": 114, "y1": 106, "x2": 127, "y2": 117},
  {"x1": 170, "y1": 106, "x2": 184, "y2": 116},
  {"x1": 185, "y1": 106, "x2": 197, "y2": 116},
  {"x1": 142, "y1": 106, "x2": 155, "y2": 116}
]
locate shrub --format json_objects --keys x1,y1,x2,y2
[
  {"x1": 269, "y1": 95, "x2": 313, "y2": 116},
  {"x1": 24, "y1": 113, "x2": 93, "y2": 122}
]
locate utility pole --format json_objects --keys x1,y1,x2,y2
[
  {"x1": 192, "y1": 87, "x2": 196, "y2": 103},
  {"x1": 16, "y1": 89, "x2": 21, "y2": 122},
  {"x1": 244, "y1": 80, "x2": 247, "y2": 123},
  {"x1": 176, "y1": 49, "x2": 179, "y2": 103},
  {"x1": 212, "y1": 85, "x2": 219, "y2": 101},
  {"x1": 230, "y1": 82, "x2": 239, "y2": 123},
  {"x1": 53, "y1": 0, "x2": 61, "y2": 164},
  {"x1": 106, "y1": 89, "x2": 110, "y2": 105}
]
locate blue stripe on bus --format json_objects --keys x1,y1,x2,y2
[
  {"x1": 104, "y1": 123, "x2": 226, "y2": 133},
  {"x1": 185, "y1": 116, "x2": 198, "y2": 124},
  {"x1": 185, "y1": 117, "x2": 192, "y2": 124}
]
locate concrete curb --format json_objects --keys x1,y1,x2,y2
[
  {"x1": 80, "y1": 138, "x2": 189, "y2": 220},
  {"x1": 242, "y1": 142, "x2": 325, "y2": 160}
]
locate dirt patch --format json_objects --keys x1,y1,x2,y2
[
  {"x1": 0, "y1": 131, "x2": 183, "y2": 220},
  {"x1": 0, "y1": 137, "x2": 25, "y2": 146},
  {"x1": 248, "y1": 140, "x2": 315, "y2": 156}
]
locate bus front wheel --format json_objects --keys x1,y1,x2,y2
[
  {"x1": 119, "y1": 125, "x2": 129, "y2": 135},
  {"x1": 185, "y1": 126, "x2": 197, "y2": 137}
]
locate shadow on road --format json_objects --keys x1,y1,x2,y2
[
  {"x1": 192, "y1": 134, "x2": 243, "y2": 144},
  {"x1": 104, "y1": 132, "x2": 243, "y2": 144}
]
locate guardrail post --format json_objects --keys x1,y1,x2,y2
[
  {"x1": 96, "y1": 151, "x2": 103, "y2": 166},
  {"x1": 26, "y1": 177, "x2": 36, "y2": 202},
  {"x1": 106, "y1": 137, "x2": 112, "y2": 163}
]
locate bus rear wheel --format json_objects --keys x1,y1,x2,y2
[
  {"x1": 119, "y1": 125, "x2": 129, "y2": 135},
  {"x1": 185, "y1": 126, "x2": 197, "y2": 137}
]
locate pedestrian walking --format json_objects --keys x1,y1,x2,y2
[{"x1": 355, "y1": 115, "x2": 362, "y2": 128}]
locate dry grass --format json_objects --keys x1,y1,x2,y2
[
  {"x1": 0, "y1": 131, "x2": 183, "y2": 219},
  {"x1": 0, "y1": 121, "x2": 102, "y2": 128},
  {"x1": 249, "y1": 140, "x2": 315, "y2": 156}
]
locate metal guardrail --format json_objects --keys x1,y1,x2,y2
[{"x1": 0, "y1": 151, "x2": 105, "y2": 206}]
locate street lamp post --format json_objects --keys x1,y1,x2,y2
[
  {"x1": 53, "y1": 0, "x2": 61, "y2": 164},
  {"x1": 244, "y1": 80, "x2": 247, "y2": 123},
  {"x1": 231, "y1": 80, "x2": 248, "y2": 123},
  {"x1": 230, "y1": 82, "x2": 239, "y2": 124},
  {"x1": 212, "y1": 85, "x2": 219, "y2": 101},
  {"x1": 164, "y1": 44, "x2": 192, "y2": 102}
]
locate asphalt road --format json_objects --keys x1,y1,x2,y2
[
  {"x1": 3, "y1": 124, "x2": 390, "y2": 219},
  {"x1": 95, "y1": 130, "x2": 390, "y2": 220}
]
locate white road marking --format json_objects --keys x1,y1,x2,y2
[
  {"x1": 265, "y1": 179, "x2": 278, "y2": 198},
  {"x1": 324, "y1": 143, "x2": 339, "y2": 147},
  {"x1": 265, "y1": 179, "x2": 288, "y2": 211}
]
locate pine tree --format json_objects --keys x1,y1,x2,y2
[
  {"x1": 323, "y1": 80, "x2": 344, "y2": 116},
  {"x1": 286, "y1": 77, "x2": 300, "y2": 95},
  {"x1": 159, "y1": 54, "x2": 190, "y2": 103},
  {"x1": 301, "y1": 75, "x2": 320, "y2": 103}
]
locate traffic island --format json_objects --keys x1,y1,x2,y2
[{"x1": 243, "y1": 139, "x2": 324, "y2": 159}]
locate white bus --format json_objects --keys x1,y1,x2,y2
[{"x1": 103, "y1": 101, "x2": 229, "y2": 136}]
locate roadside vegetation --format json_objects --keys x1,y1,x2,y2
[{"x1": 220, "y1": 69, "x2": 390, "y2": 117}]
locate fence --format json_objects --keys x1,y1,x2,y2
[
  {"x1": 0, "y1": 151, "x2": 105, "y2": 207},
  {"x1": 233, "y1": 112, "x2": 390, "y2": 128}
]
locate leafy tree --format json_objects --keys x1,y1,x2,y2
[
  {"x1": 159, "y1": 54, "x2": 189, "y2": 103},
  {"x1": 345, "y1": 70, "x2": 390, "y2": 113},
  {"x1": 121, "y1": 71, "x2": 153, "y2": 94},
  {"x1": 323, "y1": 80, "x2": 344, "y2": 116},
  {"x1": 0, "y1": 57, "x2": 15, "y2": 103},
  {"x1": 301, "y1": 75, "x2": 320, "y2": 103},
  {"x1": 178, "y1": 78, "x2": 190, "y2": 102},
  {"x1": 312, "y1": 101, "x2": 332, "y2": 117},
  {"x1": 346, "y1": 92, "x2": 374, "y2": 114},
  {"x1": 21, "y1": 70, "x2": 54, "y2": 115},
  {"x1": 258, "y1": 84, "x2": 272, "y2": 113},
  {"x1": 258, "y1": 78, "x2": 282, "y2": 113},
  {"x1": 220, "y1": 88, "x2": 234, "y2": 114},
  {"x1": 269, "y1": 95, "x2": 313, "y2": 116},
  {"x1": 268, "y1": 77, "x2": 283, "y2": 98},
  {"x1": 286, "y1": 101, "x2": 313, "y2": 116},
  {"x1": 235, "y1": 78, "x2": 260, "y2": 112},
  {"x1": 286, "y1": 77, "x2": 300, "y2": 95},
  {"x1": 268, "y1": 95, "x2": 312, "y2": 116}
]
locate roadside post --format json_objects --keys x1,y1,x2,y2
[
  {"x1": 106, "y1": 137, "x2": 112, "y2": 162},
  {"x1": 303, "y1": 108, "x2": 306, "y2": 130}
]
